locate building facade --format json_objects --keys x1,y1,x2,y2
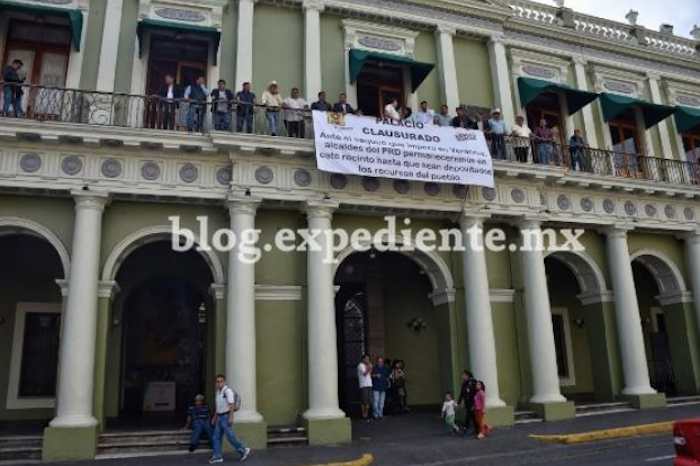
[{"x1": 1, "y1": 0, "x2": 700, "y2": 461}]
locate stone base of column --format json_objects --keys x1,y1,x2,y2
[
  {"x1": 42, "y1": 425, "x2": 98, "y2": 462},
  {"x1": 303, "y1": 416, "x2": 351, "y2": 445},
  {"x1": 228, "y1": 420, "x2": 267, "y2": 450},
  {"x1": 484, "y1": 405, "x2": 515, "y2": 426},
  {"x1": 622, "y1": 393, "x2": 666, "y2": 410},
  {"x1": 530, "y1": 401, "x2": 576, "y2": 422}
]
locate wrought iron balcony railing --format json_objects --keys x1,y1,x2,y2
[{"x1": 2, "y1": 82, "x2": 699, "y2": 187}]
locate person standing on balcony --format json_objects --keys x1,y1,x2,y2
[
  {"x1": 384, "y1": 99, "x2": 401, "y2": 121},
  {"x1": 156, "y1": 74, "x2": 182, "y2": 130},
  {"x1": 332, "y1": 93, "x2": 355, "y2": 114},
  {"x1": 414, "y1": 101, "x2": 435, "y2": 126},
  {"x1": 534, "y1": 118, "x2": 554, "y2": 165},
  {"x1": 451, "y1": 106, "x2": 478, "y2": 130},
  {"x1": 184, "y1": 76, "x2": 209, "y2": 133},
  {"x1": 311, "y1": 91, "x2": 332, "y2": 111},
  {"x1": 2, "y1": 59, "x2": 25, "y2": 117},
  {"x1": 569, "y1": 128, "x2": 587, "y2": 171},
  {"x1": 283, "y1": 87, "x2": 308, "y2": 138},
  {"x1": 235, "y1": 82, "x2": 256, "y2": 134},
  {"x1": 211, "y1": 80, "x2": 234, "y2": 131},
  {"x1": 487, "y1": 109, "x2": 508, "y2": 160},
  {"x1": 511, "y1": 115, "x2": 532, "y2": 163},
  {"x1": 435, "y1": 104, "x2": 452, "y2": 127},
  {"x1": 261, "y1": 81, "x2": 283, "y2": 136}
]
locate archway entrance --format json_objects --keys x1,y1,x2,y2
[
  {"x1": 334, "y1": 250, "x2": 446, "y2": 417},
  {"x1": 109, "y1": 241, "x2": 215, "y2": 427},
  {"x1": 0, "y1": 231, "x2": 65, "y2": 432}
]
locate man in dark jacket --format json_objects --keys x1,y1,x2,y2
[
  {"x1": 155, "y1": 74, "x2": 182, "y2": 130},
  {"x1": 332, "y1": 93, "x2": 355, "y2": 114},
  {"x1": 457, "y1": 370, "x2": 477, "y2": 434},
  {"x1": 3, "y1": 59, "x2": 25, "y2": 117},
  {"x1": 185, "y1": 76, "x2": 209, "y2": 132},
  {"x1": 211, "y1": 80, "x2": 234, "y2": 131},
  {"x1": 235, "y1": 82, "x2": 256, "y2": 133},
  {"x1": 311, "y1": 91, "x2": 332, "y2": 111},
  {"x1": 451, "y1": 106, "x2": 479, "y2": 130}
]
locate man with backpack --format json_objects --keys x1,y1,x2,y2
[{"x1": 209, "y1": 374, "x2": 251, "y2": 463}]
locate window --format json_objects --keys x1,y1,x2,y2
[
  {"x1": 526, "y1": 92, "x2": 565, "y2": 145},
  {"x1": 6, "y1": 303, "x2": 62, "y2": 409},
  {"x1": 609, "y1": 108, "x2": 643, "y2": 177},
  {"x1": 551, "y1": 308, "x2": 576, "y2": 386},
  {"x1": 683, "y1": 132, "x2": 700, "y2": 164},
  {"x1": 356, "y1": 63, "x2": 405, "y2": 118}
]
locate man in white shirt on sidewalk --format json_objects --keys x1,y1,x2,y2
[{"x1": 357, "y1": 354, "x2": 373, "y2": 422}]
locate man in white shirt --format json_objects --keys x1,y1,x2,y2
[
  {"x1": 414, "y1": 100, "x2": 435, "y2": 126},
  {"x1": 384, "y1": 99, "x2": 401, "y2": 121},
  {"x1": 283, "y1": 87, "x2": 308, "y2": 138},
  {"x1": 357, "y1": 354, "x2": 373, "y2": 422},
  {"x1": 511, "y1": 114, "x2": 533, "y2": 163},
  {"x1": 434, "y1": 104, "x2": 452, "y2": 127},
  {"x1": 210, "y1": 374, "x2": 251, "y2": 463}
]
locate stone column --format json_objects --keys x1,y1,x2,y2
[
  {"x1": 235, "y1": 0, "x2": 257, "y2": 88},
  {"x1": 572, "y1": 57, "x2": 600, "y2": 148},
  {"x1": 487, "y1": 34, "x2": 515, "y2": 126},
  {"x1": 50, "y1": 192, "x2": 109, "y2": 430},
  {"x1": 518, "y1": 219, "x2": 573, "y2": 420},
  {"x1": 303, "y1": 0, "x2": 324, "y2": 102},
  {"x1": 647, "y1": 73, "x2": 675, "y2": 159},
  {"x1": 460, "y1": 215, "x2": 506, "y2": 409},
  {"x1": 604, "y1": 227, "x2": 660, "y2": 405},
  {"x1": 226, "y1": 198, "x2": 263, "y2": 423},
  {"x1": 436, "y1": 25, "x2": 460, "y2": 112},
  {"x1": 95, "y1": 0, "x2": 124, "y2": 92},
  {"x1": 684, "y1": 230, "x2": 700, "y2": 355},
  {"x1": 303, "y1": 201, "x2": 350, "y2": 444}
]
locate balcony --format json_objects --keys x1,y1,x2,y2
[{"x1": 1, "y1": 83, "x2": 698, "y2": 190}]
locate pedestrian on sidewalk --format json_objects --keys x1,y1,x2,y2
[
  {"x1": 390, "y1": 360, "x2": 408, "y2": 413},
  {"x1": 209, "y1": 374, "x2": 251, "y2": 463},
  {"x1": 442, "y1": 392, "x2": 460, "y2": 435},
  {"x1": 184, "y1": 394, "x2": 213, "y2": 452},
  {"x1": 458, "y1": 370, "x2": 477, "y2": 436},
  {"x1": 357, "y1": 354, "x2": 373, "y2": 422},
  {"x1": 371, "y1": 357, "x2": 391, "y2": 419},
  {"x1": 474, "y1": 381, "x2": 492, "y2": 439}
]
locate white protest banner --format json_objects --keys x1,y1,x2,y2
[{"x1": 313, "y1": 110, "x2": 494, "y2": 188}]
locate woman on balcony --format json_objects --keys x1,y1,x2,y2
[{"x1": 261, "y1": 81, "x2": 283, "y2": 136}]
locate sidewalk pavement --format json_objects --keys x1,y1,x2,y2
[{"x1": 15, "y1": 403, "x2": 700, "y2": 466}]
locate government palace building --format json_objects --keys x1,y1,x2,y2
[{"x1": 0, "y1": 0, "x2": 700, "y2": 461}]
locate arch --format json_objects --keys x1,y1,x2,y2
[
  {"x1": 101, "y1": 225, "x2": 225, "y2": 285},
  {"x1": 0, "y1": 216, "x2": 71, "y2": 278},
  {"x1": 545, "y1": 249, "x2": 608, "y2": 297},
  {"x1": 630, "y1": 249, "x2": 688, "y2": 296},
  {"x1": 332, "y1": 241, "x2": 455, "y2": 301}
]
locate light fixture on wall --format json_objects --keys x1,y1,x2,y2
[
  {"x1": 574, "y1": 318, "x2": 585, "y2": 329},
  {"x1": 0, "y1": 316, "x2": 6, "y2": 326},
  {"x1": 407, "y1": 317, "x2": 428, "y2": 334}
]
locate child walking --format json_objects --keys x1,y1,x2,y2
[
  {"x1": 441, "y1": 392, "x2": 460, "y2": 435},
  {"x1": 473, "y1": 381, "x2": 492, "y2": 439}
]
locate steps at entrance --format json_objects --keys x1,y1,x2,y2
[
  {"x1": 0, "y1": 435, "x2": 42, "y2": 463},
  {"x1": 267, "y1": 426, "x2": 308, "y2": 447},
  {"x1": 668, "y1": 395, "x2": 700, "y2": 407},
  {"x1": 514, "y1": 410, "x2": 543, "y2": 424},
  {"x1": 574, "y1": 401, "x2": 635, "y2": 417}
]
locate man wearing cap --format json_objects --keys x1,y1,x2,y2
[
  {"x1": 184, "y1": 394, "x2": 213, "y2": 453},
  {"x1": 487, "y1": 108, "x2": 508, "y2": 160}
]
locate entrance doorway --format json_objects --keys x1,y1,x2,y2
[
  {"x1": 146, "y1": 36, "x2": 209, "y2": 95},
  {"x1": 334, "y1": 250, "x2": 441, "y2": 417},
  {"x1": 356, "y1": 63, "x2": 405, "y2": 118},
  {"x1": 111, "y1": 241, "x2": 215, "y2": 428}
]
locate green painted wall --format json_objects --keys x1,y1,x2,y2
[
  {"x1": 114, "y1": 0, "x2": 139, "y2": 94},
  {"x1": 79, "y1": 0, "x2": 107, "y2": 90},
  {"x1": 252, "y1": 4, "x2": 304, "y2": 97},
  {"x1": 454, "y1": 37, "x2": 493, "y2": 109},
  {"x1": 255, "y1": 210, "x2": 306, "y2": 285},
  {"x1": 320, "y1": 13, "x2": 345, "y2": 103},
  {"x1": 491, "y1": 302, "x2": 521, "y2": 407},
  {"x1": 219, "y1": 0, "x2": 237, "y2": 86},
  {"x1": 413, "y1": 32, "x2": 441, "y2": 109}
]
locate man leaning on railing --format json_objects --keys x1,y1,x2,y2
[
  {"x1": 2, "y1": 59, "x2": 25, "y2": 118},
  {"x1": 569, "y1": 129, "x2": 587, "y2": 172},
  {"x1": 185, "y1": 76, "x2": 209, "y2": 133},
  {"x1": 235, "y1": 82, "x2": 256, "y2": 133},
  {"x1": 211, "y1": 80, "x2": 234, "y2": 131}
]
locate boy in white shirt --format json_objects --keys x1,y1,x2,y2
[{"x1": 441, "y1": 392, "x2": 460, "y2": 434}]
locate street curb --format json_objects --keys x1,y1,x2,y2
[
  {"x1": 529, "y1": 421, "x2": 673, "y2": 444},
  {"x1": 307, "y1": 453, "x2": 374, "y2": 466}
]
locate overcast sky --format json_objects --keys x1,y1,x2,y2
[{"x1": 531, "y1": 0, "x2": 700, "y2": 38}]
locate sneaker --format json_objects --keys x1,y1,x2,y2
[
  {"x1": 209, "y1": 457, "x2": 224, "y2": 464},
  {"x1": 188, "y1": 446, "x2": 195, "y2": 453},
  {"x1": 240, "y1": 448, "x2": 251, "y2": 462}
]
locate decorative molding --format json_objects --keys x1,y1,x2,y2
[
  {"x1": 254, "y1": 285, "x2": 303, "y2": 301},
  {"x1": 656, "y1": 290, "x2": 693, "y2": 306},
  {"x1": 138, "y1": 0, "x2": 228, "y2": 29},
  {"x1": 97, "y1": 280, "x2": 120, "y2": 299},
  {"x1": 489, "y1": 288, "x2": 515, "y2": 303},
  {"x1": 428, "y1": 287, "x2": 456, "y2": 306},
  {"x1": 578, "y1": 290, "x2": 614, "y2": 306},
  {"x1": 342, "y1": 18, "x2": 420, "y2": 57}
]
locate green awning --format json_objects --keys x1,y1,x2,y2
[
  {"x1": 674, "y1": 106, "x2": 700, "y2": 134},
  {"x1": 349, "y1": 49, "x2": 434, "y2": 93},
  {"x1": 137, "y1": 19, "x2": 221, "y2": 65},
  {"x1": 600, "y1": 92, "x2": 676, "y2": 129},
  {"x1": 517, "y1": 77, "x2": 599, "y2": 114},
  {"x1": 0, "y1": 0, "x2": 83, "y2": 51}
]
